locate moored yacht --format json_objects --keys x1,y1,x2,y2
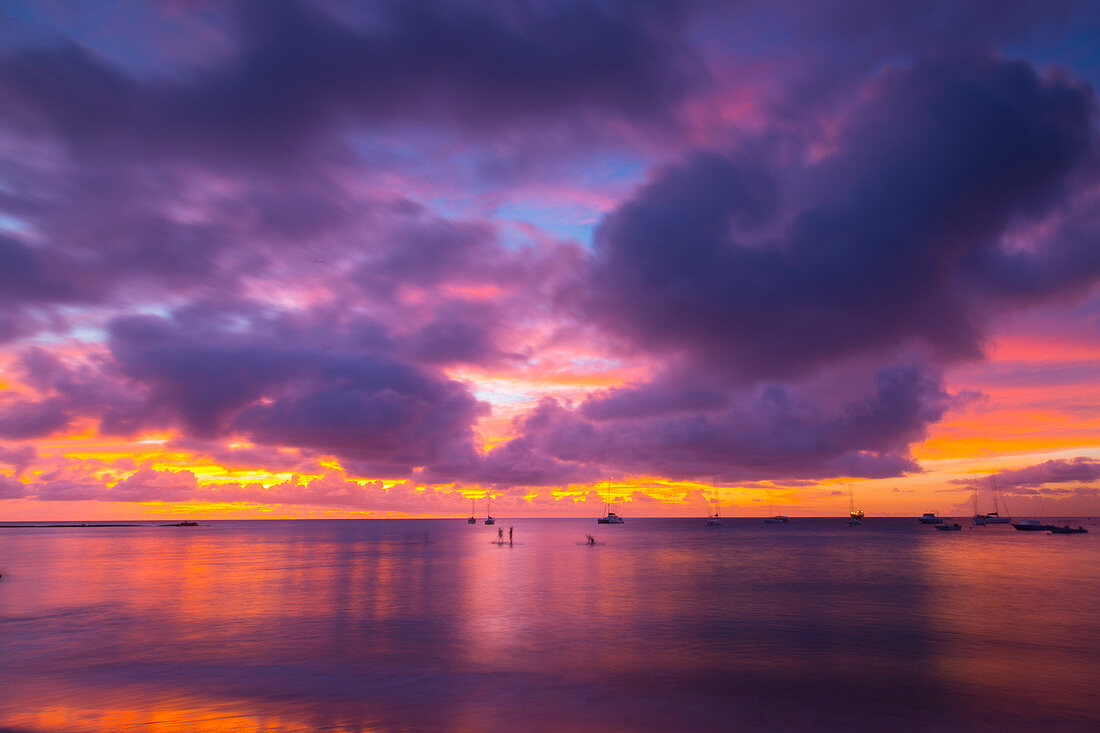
[
  {"x1": 484, "y1": 495, "x2": 495, "y2": 525},
  {"x1": 598, "y1": 509, "x2": 624, "y2": 524},
  {"x1": 847, "y1": 485, "x2": 864, "y2": 525},
  {"x1": 706, "y1": 508, "x2": 722, "y2": 527},
  {"x1": 763, "y1": 515, "x2": 789, "y2": 524},
  {"x1": 1049, "y1": 525, "x2": 1088, "y2": 534},
  {"x1": 973, "y1": 477, "x2": 1012, "y2": 525},
  {"x1": 919, "y1": 512, "x2": 943, "y2": 524},
  {"x1": 1013, "y1": 519, "x2": 1054, "y2": 531},
  {"x1": 597, "y1": 480, "x2": 624, "y2": 524}
]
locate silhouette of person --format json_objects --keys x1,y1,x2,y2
[
  {"x1": 497, "y1": 527, "x2": 503, "y2": 543},
  {"x1": 509, "y1": 526, "x2": 513, "y2": 545},
  {"x1": 586, "y1": 534, "x2": 595, "y2": 545}
]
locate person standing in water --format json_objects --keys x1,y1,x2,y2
[
  {"x1": 497, "y1": 527, "x2": 503, "y2": 543},
  {"x1": 509, "y1": 526, "x2": 513, "y2": 545}
]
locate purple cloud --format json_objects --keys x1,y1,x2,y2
[
  {"x1": 581, "y1": 54, "x2": 1100, "y2": 382},
  {"x1": 491, "y1": 364, "x2": 952, "y2": 482},
  {"x1": 0, "y1": 0, "x2": 700, "y2": 168},
  {"x1": 984, "y1": 457, "x2": 1100, "y2": 491}
]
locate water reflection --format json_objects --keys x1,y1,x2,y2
[{"x1": 1, "y1": 519, "x2": 1098, "y2": 731}]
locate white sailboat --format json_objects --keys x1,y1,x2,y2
[
  {"x1": 484, "y1": 495, "x2": 495, "y2": 525},
  {"x1": 973, "y1": 476, "x2": 1011, "y2": 525},
  {"x1": 597, "y1": 479, "x2": 624, "y2": 524},
  {"x1": 467, "y1": 498, "x2": 476, "y2": 524}
]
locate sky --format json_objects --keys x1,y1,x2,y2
[{"x1": 0, "y1": 0, "x2": 1099, "y2": 519}]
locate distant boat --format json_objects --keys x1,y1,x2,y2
[
  {"x1": 848, "y1": 485, "x2": 864, "y2": 525},
  {"x1": 1049, "y1": 525, "x2": 1088, "y2": 534},
  {"x1": 919, "y1": 513, "x2": 943, "y2": 524},
  {"x1": 973, "y1": 476, "x2": 1011, "y2": 525},
  {"x1": 467, "y1": 498, "x2": 476, "y2": 524},
  {"x1": 1013, "y1": 519, "x2": 1054, "y2": 531},
  {"x1": 763, "y1": 515, "x2": 789, "y2": 524},
  {"x1": 484, "y1": 496, "x2": 495, "y2": 525},
  {"x1": 844, "y1": 484, "x2": 862, "y2": 519},
  {"x1": 706, "y1": 507, "x2": 722, "y2": 527},
  {"x1": 597, "y1": 479, "x2": 624, "y2": 524},
  {"x1": 935, "y1": 523, "x2": 963, "y2": 531}
]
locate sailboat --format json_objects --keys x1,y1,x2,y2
[
  {"x1": 597, "y1": 479, "x2": 624, "y2": 524},
  {"x1": 763, "y1": 505, "x2": 789, "y2": 523},
  {"x1": 467, "y1": 498, "x2": 476, "y2": 524},
  {"x1": 847, "y1": 484, "x2": 864, "y2": 525},
  {"x1": 484, "y1": 495, "x2": 495, "y2": 525},
  {"x1": 705, "y1": 478, "x2": 722, "y2": 526},
  {"x1": 974, "y1": 476, "x2": 1011, "y2": 525}
]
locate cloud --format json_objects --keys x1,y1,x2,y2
[
  {"x1": 581, "y1": 54, "x2": 1100, "y2": 382},
  {"x1": 0, "y1": 0, "x2": 701, "y2": 168},
  {"x1": 107, "y1": 311, "x2": 487, "y2": 475},
  {"x1": 0, "y1": 444, "x2": 36, "y2": 477},
  {"x1": 492, "y1": 364, "x2": 952, "y2": 482},
  {"x1": 985, "y1": 457, "x2": 1100, "y2": 491}
]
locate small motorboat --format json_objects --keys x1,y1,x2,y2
[
  {"x1": 1013, "y1": 519, "x2": 1055, "y2": 531},
  {"x1": 935, "y1": 523, "x2": 962, "y2": 531},
  {"x1": 763, "y1": 515, "x2": 789, "y2": 524},
  {"x1": 919, "y1": 513, "x2": 943, "y2": 524},
  {"x1": 1049, "y1": 525, "x2": 1088, "y2": 534}
]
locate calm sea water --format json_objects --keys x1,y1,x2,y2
[{"x1": 1, "y1": 518, "x2": 1098, "y2": 732}]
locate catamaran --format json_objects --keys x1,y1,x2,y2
[
  {"x1": 973, "y1": 476, "x2": 1011, "y2": 525},
  {"x1": 597, "y1": 479, "x2": 624, "y2": 524}
]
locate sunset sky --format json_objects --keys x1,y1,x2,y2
[{"x1": 1, "y1": 0, "x2": 1098, "y2": 519}]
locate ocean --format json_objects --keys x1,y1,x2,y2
[{"x1": 1, "y1": 518, "x2": 1098, "y2": 732}]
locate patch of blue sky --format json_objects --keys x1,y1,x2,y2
[
  {"x1": 474, "y1": 390, "x2": 534, "y2": 405},
  {"x1": 494, "y1": 203, "x2": 599, "y2": 248},
  {"x1": 2, "y1": 0, "x2": 230, "y2": 79},
  {"x1": 0, "y1": 213, "x2": 30, "y2": 234},
  {"x1": 1003, "y1": 33, "x2": 1100, "y2": 89}
]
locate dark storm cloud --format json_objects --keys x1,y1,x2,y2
[
  {"x1": 0, "y1": 0, "x2": 700, "y2": 165},
  {"x1": 955, "y1": 457, "x2": 1100, "y2": 491},
  {"x1": 107, "y1": 313, "x2": 486, "y2": 474},
  {"x1": 583, "y1": 55, "x2": 1100, "y2": 382},
  {"x1": 496, "y1": 365, "x2": 952, "y2": 482}
]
